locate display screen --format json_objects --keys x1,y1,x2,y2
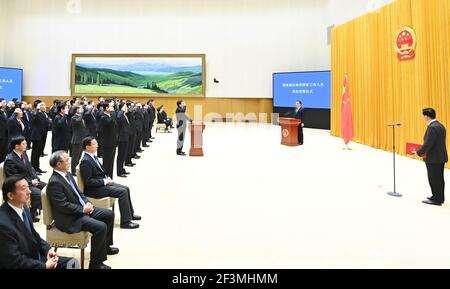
[
  {"x1": 0, "y1": 67, "x2": 23, "y2": 102},
  {"x1": 273, "y1": 71, "x2": 330, "y2": 109}
]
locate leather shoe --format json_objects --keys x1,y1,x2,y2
[
  {"x1": 118, "y1": 174, "x2": 127, "y2": 178},
  {"x1": 124, "y1": 171, "x2": 130, "y2": 175},
  {"x1": 132, "y1": 214, "x2": 141, "y2": 221},
  {"x1": 143, "y1": 145, "x2": 149, "y2": 147},
  {"x1": 120, "y1": 221, "x2": 139, "y2": 229},
  {"x1": 177, "y1": 152, "x2": 186, "y2": 156},
  {"x1": 150, "y1": 137, "x2": 155, "y2": 139},
  {"x1": 32, "y1": 216, "x2": 40, "y2": 223},
  {"x1": 37, "y1": 169, "x2": 47, "y2": 174},
  {"x1": 107, "y1": 246, "x2": 119, "y2": 255},
  {"x1": 89, "y1": 262, "x2": 111, "y2": 269},
  {"x1": 125, "y1": 163, "x2": 135, "y2": 167},
  {"x1": 422, "y1": 199, "x2": 442, "y2": 206},
  {"x1": 36, "y1": 172, "x2": 42, "y2": 176}
]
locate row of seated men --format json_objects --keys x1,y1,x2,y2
[
  {"x1": 0, "y1": 136, "x2": 143, "y2": 269},
  {"x1": 0, "y1": 96, "x2": 173, "y2": 181}
]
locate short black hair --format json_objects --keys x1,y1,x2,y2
[
  {"x1": 118, "y1": 102, "x2": 126, "y2": 110},
  {"x1": 101, "y1": 101, "x2": 111, "y2": 111},
  {"x1": 422, "y1": 108, "x2": 436, "y2": 119},
  {"x1": 9, "y1": 136, "x2": 26, "y2": 151},
  {"x1": 177, "y1": 100, "x2": 183, "y2": 107},
  {"x1": 82, "y1": 136, "x2": 96, "y2": 150},
  {"x1": 2, "y1": 175, "x2": 27, "y2": 203},
  {"x1": 57, "y1": 102, "x2": 67, "y2": 113},
  {"x1": 296, "y1": 100, "x2": 302, "y2": 104},
  {"x1": 0, "y1": 98, "x2": 4, "y2": 102}
]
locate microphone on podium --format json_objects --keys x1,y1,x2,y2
[{"x1": 388, "y1": 123, "x2": 401, "y2": 126}]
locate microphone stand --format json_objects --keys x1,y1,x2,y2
[{"x1": 387, "y1": 123, "x2": 402, "y2": 197}]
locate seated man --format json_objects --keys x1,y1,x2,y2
[
  {"x1": 4, "y1": 136, "x2": 46, "y2": 222},
  {"x1": 0, "y1": 175, "x2": 76, "y2": 269},
  {"x1": 157, "y1": 105, "x2": 173, "y2": 132},
  {"x1": 46, "y1": 151, "x2": 117, "y2": 269},
  {"x1": 79, "y1": 137, "x2": 141, "y2": 229}
]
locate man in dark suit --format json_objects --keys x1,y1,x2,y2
[
  {"x1": 0, "y1": 175, "x2": 75, "y2": 269},
  {"x1": 293, "y1": 100, "x2": 305, "y2": 145},
  {"x1": 7, "y1": 108, "x2": 26, "y2": 144},
  {"x1": 148, "y1": 99, "x2": 156, "y2": 140},
  {"x1": 415, "y1": 108, "x2": 448, "y2": 206},
  {"x1": 70, "y1": 105, "x2": 86, "y2": 176},
  {"x1": 46, "y1": 150, "x2": 117, "y2": 269},
  {"x1": 0, "y1": 98, "x2": 8, "y2": 163},
  {"x1": 21, "y1": 102, "x2": 32, "y2": 149},
  {"x1": 175, "y1": 100, "x2": 192, "y2": 156},
  {"x1": 52, "y1": 103, "x2": 71, "y2": 153},
  {"x1": 134, "y1": 103, "x2": 144, "y2": 154},
  {"x1": 125, "y1": 102, "x2": 137, "y2": 166},
  {"x1": 142, "y1": 104, "x2": 150, "y2": 146},
  {"x1": 4, "y1": 136, "x2": 46, "y2": 222},
  {"x1": 116, "y1": 103, "x2": 130, "y2": 177},
  {"x1": 30, "y1": 102, "x2": 50, "y2": 174},
  {"x1": 98, "y1": 101, "x2": 117, "y2": 179},
  {"x1": 80, "y1": 137, "x2": 140, "y2": 229},
  {"x1": 83, "y1": 105, "x2": 97, "y2": 137}
]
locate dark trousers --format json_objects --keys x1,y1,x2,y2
[
  {"x1": 70, "y1": 144, "x2": 83, "y2": 175},
  {"x1": 54, "y1": 256, "x2": 77, "y2": 269},
  {"x1": 126, "y1": 134, "x2": 136, "y2": 164},
  {"x1": 85, "y1": 184, "x2": 134, "y2": 224},
  {"x1": 142, "y1": 129, "x2": 149, "y2": 145},
  {"x1": 426, "y1": 163, "x2": 445, "y2": 203},
  {"x1": 135, "y1": 131, "x2": 142, "y2": 151},
  {"x1": 298, "y1": 125, "x2": 304, "y2": 145},
  {"x1": 149, "y1": 121, "x2": 154, "y2": 138},
  {"x1": 31, "y1": 140, "x2": 43, "y2": 170},
  {"x1": 41, "y1": 131, "x2": 48, "y2": 156},
  {"x1": 79, "y1": 207, "x2": 114, "y2": 265},
  {"x1": 0, "y1": 138, "x2": 8, "y2": 163},
  {"x1": 176, "y1": 127, "x2": 186, "y2": 154},
  {"x1": 29, "y1": 181, "x2": 46, "y2": 215},
  {"x1": 102, "y1": 146, "x2": 116, "y2": 179},
  {"x1": 116, "y1": 141, "x2": 128, "y2": 175}
]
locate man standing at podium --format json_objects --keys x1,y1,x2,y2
[
  {"x1": 293, "y1": 100, "x2": 305, "y2": 145},
  {"x1": 415, "y1": 108, "x2": 448, "y2": 206},
  {"x1": 175, "y1": 100, "x2": 192, "y2": 156}
]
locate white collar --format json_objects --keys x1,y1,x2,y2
[
  {"x1": 13, "y1": 150, "x2": 23, "y2": 158},
  {"x1": 7, "y1": 202, "x2": 24, "y2": 221},
  {"x1": 54, "y1": 169, "x2": 69, "y2": 180},
  {"x1": 428, "y1": 119, "x2": 438, "y2": 126},
  {"x1": 84, "y1": 151, "x2": 97, "y2": 160}
]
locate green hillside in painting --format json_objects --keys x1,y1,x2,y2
[{"x1": 74, "y1": 65, "x2": 203, "y2": 95}]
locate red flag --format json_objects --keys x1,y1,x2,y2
[{"x1": 341, "y1": 74, "x2": 354, "y2": 145}]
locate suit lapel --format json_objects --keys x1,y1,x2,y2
[{"x1": 6, "y1": 205, "x2": 39, "y2": 247}]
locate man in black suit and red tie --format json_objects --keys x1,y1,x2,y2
[
  {"x1": 293, "y1": 100, "x2": 305, "y2": 145},
  {"x1": 0, "y1": 175, "x2": 76, "y2": 269},
  {"x1": 4, "y1": 136, "x2": 45, "y2": 222},
  {"x1": 415, "y1": 108, "x2": 448, "y2": 206},
  {"x1": 46, "y1": 150, "x2": 117, "y2": 269}
]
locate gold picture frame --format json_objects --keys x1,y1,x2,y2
[{"x1": 71, "y1": 54, "x2": 206, "y2": 97}]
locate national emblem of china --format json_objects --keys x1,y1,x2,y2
[{"x1": 395, "y1": 27, "x2": 416, "y2": 61}]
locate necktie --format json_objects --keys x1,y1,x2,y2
[
  {"x1": 22, "y1": 210, "x2": 33, "y2": 235},
  {"x1": 93, "y1": 155, "x2": 106, "y2": 173},
  {"x1": 65, "y1": 174, "x2": 86, "y2": 206},
  {"x1": 18, "y1": 119, "x2": 24, "y2": 131},
  {"x1": 20, "y1": 154, "x2": 27, "y2": 166}
]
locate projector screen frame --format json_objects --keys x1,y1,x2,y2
[{"x1": 0, "y1": 66, "x2": 23, "y2": 102}]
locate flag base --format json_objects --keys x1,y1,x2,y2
[{"x1": 387, "y1": 192, "x2": 402, "y2": 197}]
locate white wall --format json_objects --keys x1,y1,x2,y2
[
  {"x1": 2, "y1": 0, "x2": 396, "y2": 98},
  {"x1": 0, "y1": 0, "x2": 7, "y2": 66}
]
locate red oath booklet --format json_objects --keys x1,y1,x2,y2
[{"x1": 406, "y1": 143, "x2": 427, "y2": 157}]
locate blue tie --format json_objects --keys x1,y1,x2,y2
[
  {"x1": 65, "y1": 174, "x2": 86, "y2": 206},
  {"x1": 22, "y1": 210, "x2": 33, "y2": 235}
]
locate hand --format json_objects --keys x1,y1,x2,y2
[
  {"x1": 106, "y1": 179, "x2": 114, "y2": 185},
  {"x1": 32, "y1": 179, "x2": 39, "y2": 186},
  {"x1": 45, "y1": 256, "x2": 58, "y2": 269},
  {"x1": 83, "y1": 204, "x2": 94, "y2": 214},
  {"x1": 301, "y1": 123, "x2": 305, "y2": 127},
  {"x1": 47, "y1": 248, "x2": 58, "y2": 260}
]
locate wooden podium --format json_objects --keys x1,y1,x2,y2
[
  {"x1": 188, "y1": 122, "x2": 205, "y2": 156},
  {"x1": 278, "y1": 117, "x2": 301, "y2": 146}
]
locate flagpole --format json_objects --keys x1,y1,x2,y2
[{"x1": 387, "y1": 123, "x2": 402, "y2": 197}]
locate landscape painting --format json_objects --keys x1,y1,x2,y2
[{"x1": 71, "y1": 54, "x2": 205, "y2": 97}]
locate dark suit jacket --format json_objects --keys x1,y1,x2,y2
[
  {"x1": 46, "y1": 172, "x2": 90, "y2": 233},
  {"x1": 83, "y1": 112, "x2": 97, "y2": 137},
  {"x1": 30, "y1": 111, "x2": 50, "y2": 141},
  {"x1": 4, "y1": 152, "x2": 40, "y2": 185},
  {"x1": 417, "y1": 120, "x2": 448, "y2": 164},
  {"x1": 7, "y1": 117, "x2": 25, "y2": 141},
  {"x1": 23, "y1": 110, "x2": 32, "y2": 136},
  {"x1": 52, "y1": 113, "x2": 71, "y2": 150},
  {"x1": 176, "y1": 107, "x2": 191, "y2": 129},
  {"x1": 148, "y1": 105, "x2": 156, "y2": 123},
  {"x1": 0, "y1": 109, "x2": 8, "y2": 139},
  {"x1": 70, "y1": 114, "x2": 86, "y2": 145},
  {"x1": 293, "y1": 107, "x2": 304, "y2": 122},
  {"x1": 0, "y1": 203, "x2": 51, "y2": 269},
  {"x1": 79, "y1": 154, "x2": 110, "y2": 195},
  {"x1": 98, "y1": 112, "x2": 117, "y2": 148},
  {"x1": 143, "y1": 109, "x2": 150, "y2": 129},
  {"x1": 134, "y1": 110, "x2": 144, "y2": 132},
  {"x1": 127, "y1": 111, "x2": 137, "y2": 135},
  {"x1": 117, "y1": 111, "x2": 130, "y2": 142}
]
